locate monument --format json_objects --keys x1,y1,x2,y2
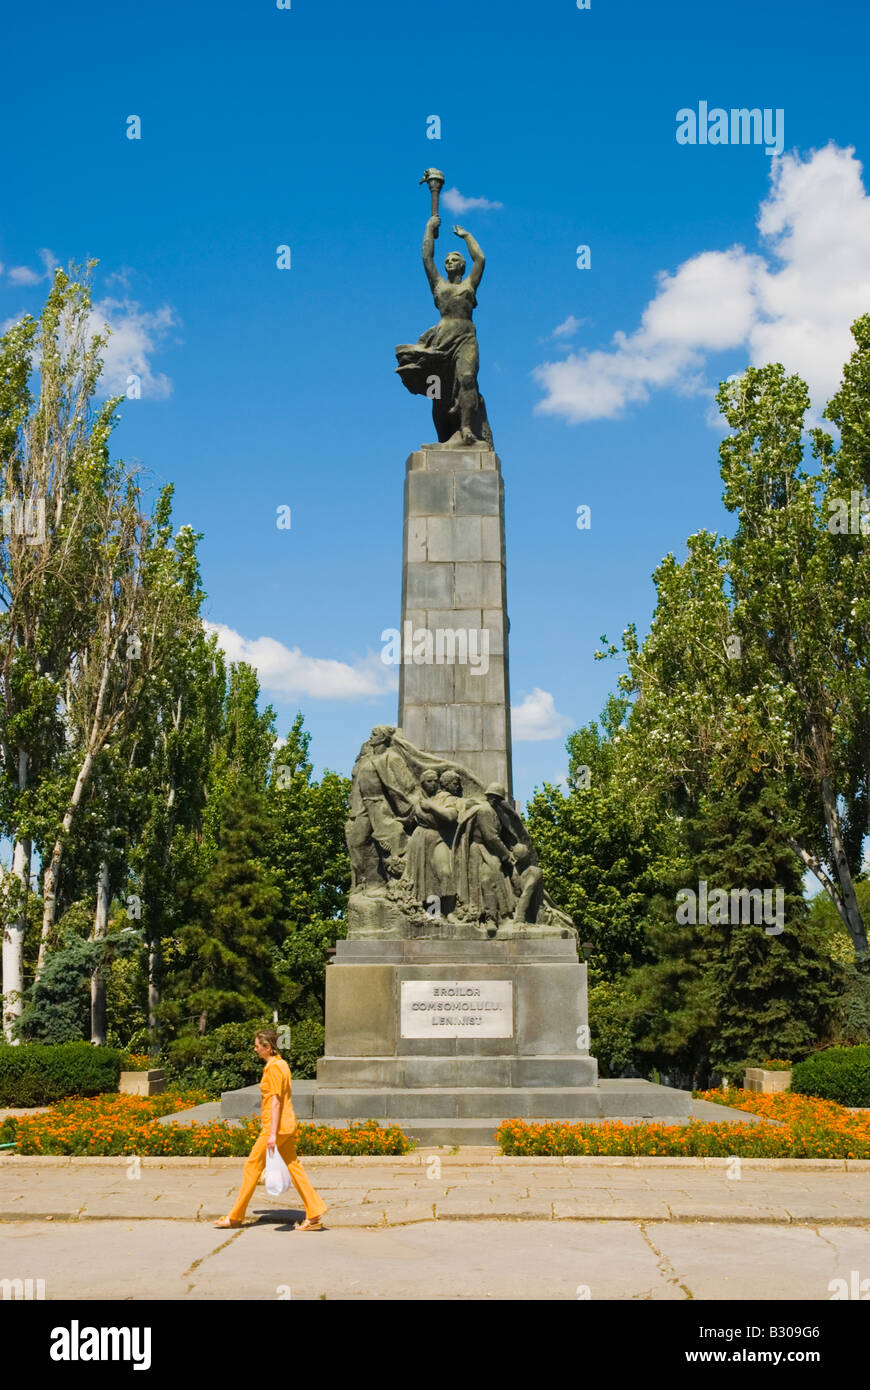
[{"x1": 222, "y1": 170, "x2": 691, "y2": 1140}]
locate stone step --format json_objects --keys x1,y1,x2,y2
[
  {"x1": 315, "y1": 1055, "x2": 597, "y2": 1088},
  {"x1": 162, "y1": 1100, "x2": 769, "y2": 1145},
  {"x1": 221, "y1": 1079, "x2": 692, "y2": 1122},
  {"x1": 382, "y1": 1117, "x2": 696, "y2": 1145}
]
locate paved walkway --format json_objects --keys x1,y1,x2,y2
[
  {"x1": 2, "y1": 1152, "x2": 869, "y2": 1225},
  {"x1": 2, "y1": 1217, "x2": 867, "y2": 1300},
  {"x1": 3, "y1": 1154, "x2": 868, "y2": 1300}
]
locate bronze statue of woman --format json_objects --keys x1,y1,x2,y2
[{"x1": 396, "y1": 213, "x2": 494, "y2": 448}]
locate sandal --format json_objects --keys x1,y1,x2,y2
[
  {"x1": 213, "y1": 1218, "x2": 245, "y2": 1228},
  {"x1": 294, "y1": 1217, "x2": 325, "y2": 1232}
]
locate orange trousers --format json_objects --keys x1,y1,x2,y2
[{"x1": 227, "y1": 1129, "x2": 327, "y2": 1223}]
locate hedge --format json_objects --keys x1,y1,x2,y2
[
  {"x1": 791, "y1": 1045, "x2": 870, "y2": 1107},
  {"x1": 166, "y1": 1019, "x2": 326, "y2": 1097},
  {"x1": 0, "y1": 1043, "x2": 123, "y2": 1106}
]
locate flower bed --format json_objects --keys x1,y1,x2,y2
[
  {"x1": 0, "y1": 1091, "x2": 413, "y2": 1157},
  {"x1": 495, "y1": 1090, "x2": 870, "y2": 1158}
]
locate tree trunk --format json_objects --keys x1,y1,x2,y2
[
  {"x1": 2, "y1": 835, "x2": 31, "y2": 1043},
  {"x1": 2, "y1": 748, "x2": 31, "y2": 1042},
  {"x1": 90, "y1": 859, "x2": 111, "y2": 1045},
  {"x1": 37, "y1": 746, "x2": 95, "y2": 971},
  {"x1": 147, "y1": 937, "x2": 160, "y2": 1056},
  {"x1": 820, "y1": 774, "x2": 868, "y2": 957}
]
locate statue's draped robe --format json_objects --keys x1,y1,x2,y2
[
  {"x1": 404, "y1": 791, "x2": 459, "y2": 905},
  {"x1": 346, "y1": 745, "x2": 418, "y2": 886},
  {"x1": 452, "y1": 799, "x2": 516, "y2": 922},
  {"x1": 395, "y1": 280, "x2": 493, "y2": 446}
]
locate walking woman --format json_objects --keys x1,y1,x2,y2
[{"x1": 214, "y1": 1028, "x2": 327, "y2": 1231}]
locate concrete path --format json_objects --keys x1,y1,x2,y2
[
  {"x1": 2, "y1": 1152, "x2": 869, "y2": 1225},
  {"x1": 3, "y1": 1154, "x2": 868, "y2": 1300},
  {"x1": 1, "y1": 1217, "x2": 868, "y2": 1300}
]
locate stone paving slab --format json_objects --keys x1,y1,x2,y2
[
  {"x1": 1, "y1": 1218, "x2": 865, "y2": 1300},
  {"x1": 2, "y1": 1158, "x2": 870, "y2": 1225}
]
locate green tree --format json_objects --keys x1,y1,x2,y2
[
  {"x1": 526, "y1": 696, "x2": 671, "y2": 979},
  {"x1": 625, "y1": 783, "x2": 841, "y2": 1086},
  {"x1": 265, "y1": 713, "x2": 350, "y2": 1021},
  {"x1": 603, "y1": 328, "x2": 870, "y2": 958},
  {"x1": 17, "y1": 922, "x2": 139, "y2": 1045},
  {"x1": 0, "y1": 267, "x2": 118, "y2": 1037},
  {"x1": 201, "y1": 663, "x2": 277, "y2": 858},
  {"x1": 164, "y1": 781, "x2": 283, "y2": 1036},
  {"x1": 120, "y1": 494, "x2": 224, "y2": 1050}
]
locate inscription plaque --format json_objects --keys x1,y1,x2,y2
[{"x1": 400, "y1": 979, "x2": 514, "y2": 1039}]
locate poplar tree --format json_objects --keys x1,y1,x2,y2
[
  {"x1": 606, "y1": 323, "x2": 870, "y2": 959},
  {"x1": 0, "y1": 267, "x2": 117, "y2": 1037}
]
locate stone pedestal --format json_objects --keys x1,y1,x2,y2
[
  {"x1": 221, "y1": 942, "x2": 692, "y2": 1140},
  {"x1": 398, "y1": 446, "x2": 512, "y2": 795},
  {"x1": 317, "y1": 937, "x2": 595, "y2": 1091}
]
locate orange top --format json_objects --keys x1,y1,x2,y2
[{"x1": 259, "y1": 1055, "x2": 296, "y2": 1134}]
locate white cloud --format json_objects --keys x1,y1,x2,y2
[
  {"x1": 1, "y1": 289, "x2": 177, "y2": 404},
  {"x1": 511, "y1": 688, "x2": 573, "y2": 741},
  {"x1": 551, "y1": 315, "x2": 585, "y2": 340},
  {"x1": 89, "y1": 297, "x2": 178, "y2": 399},
  {"x1": 104, "y1": 266, "x2": 134, "y2": 291},
  {"x1": 534, "y1": 144, "x2": 870, "y2": 424},
  {"x1": 6, "y1": 248, "x2": 59, "y2": 286},
  {"x1": 8, "y1": 266, "x2": 42, "y2": 286},
  {"x1": 441, "y1": 187, "x2": 503, "y2": 214},
  {"x1": 205, "y1": 621, "x2": 398, "y2": 701}
]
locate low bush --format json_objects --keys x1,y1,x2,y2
[
  {"x1": 790, "y1": 1046, "x2": 870, "y2": 1107},
  {"x1": 0, "y1": 1043, "x2": 122, "y2": 1106},
  {"x1": 166, "y1": 1019, "x2": 325, "y2": 1096},
  {"x1": 286, "y1": 1020, "x2": 325, "y2": 1079},
  {"x1": 164, "y1": 1021, "x2": 266, "y2": 1095}
]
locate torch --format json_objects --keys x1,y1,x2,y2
[{"x1": 420, "y1": 168, "x2": 445, "y2": 237}]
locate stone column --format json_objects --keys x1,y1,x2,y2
[{"x1": 398, "y1": 446, "x2": 512, "y2": 795}]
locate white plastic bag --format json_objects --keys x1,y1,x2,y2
[{"x1": 264, "y1": 1146, "x2": 292, "y2": 1196}]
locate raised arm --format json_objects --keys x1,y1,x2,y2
[
  {"x1": 453, "y1": 225, "x2": 485, "y2": 290},
  {"x1": 422, "y1": 215, "x2": 442, "y2": 291}
]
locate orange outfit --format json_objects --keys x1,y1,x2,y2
[
  {"x1": 226, "y1": 1054, "x2": 327, "y2": 1224},
  {"x1": 260, "y1": 1055, "x2": 296, "y2": 1132}
]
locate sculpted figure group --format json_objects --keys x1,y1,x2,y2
[{"x1": 346, "y1": 726, "x2": 575, "y2": 939}]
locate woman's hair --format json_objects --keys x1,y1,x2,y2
[{"x1": 255, "y1": 1028, "x2": 280, "y2": 1055}]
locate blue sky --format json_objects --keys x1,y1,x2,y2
[{"x1": 4, "y1": 0, "x2": 870, "y2": 805}]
